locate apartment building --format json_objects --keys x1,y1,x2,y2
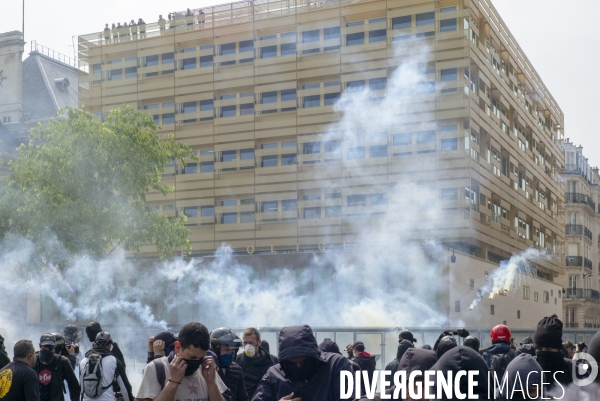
[
  {"x1": 561, "y1": 142, "x2": 600, "y2": 328},
  {"x1": 77, "y1": 0, "x2": 567, "y2": 326}
]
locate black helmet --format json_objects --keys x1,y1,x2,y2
[
  {"x1": 63, "y1": 324, "x2": 79, "y2": 337},
  {"x1": 94, "y1": 331, "x2": 112, "y2": 346},
  {"x1": 210, "y1": 327, "x2": 242, "y2": 354},
  {"x1": 51, "y1": 333, "x2": 65, "y2": 354},
  {"x1": 464, "y1": 336, "x2": 480, "y2": 351}
]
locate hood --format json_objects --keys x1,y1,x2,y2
[
  {"x1": 398, "y1": 348, "x2": 437, "y2": 377},
  {"x1": 278, "y1": 325, "x2": 323, "y2": 362},
  {"x1": 84, "y1": 346, "x2": 112, "y2": 358},
  {"x1": 436, "y1": 340, "x2": 457, "y2": 359},
  {"x1": 496, "y1": 354, "x2": 543, "y2": 401},
  {"x1": 318, "y1": 339, "x2": 341, "y2": 355},
  {"x1": 355, "y1": 352, "x2": 373, "y2": 358},
  {"x1": 516, "y1": 343, "x2": 536, "y2": 357},
  {"x1": 486, "y1": 342, "x2": 511, "y2": 354},
  {"x1": 396, "y1": 339, "x2": 414, "y2": 360},
  {"x1": 431, "y1": 346, "x2": 490, "y2": 400}
]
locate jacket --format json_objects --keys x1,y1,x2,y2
[
  {"x1": 430, "y1": 346, "x2": 491, "y2": 400},
  {"x1": 384, "y1": 340, "x2": 414, "y2": 374},
  {"x1": 217, "y1": 362, "x2": 248, "y2": 401},
  {"x1": 482, "y1": 343, "x2": 516, "y2": 380},
  {"x1": 251, "y1": 325, "x2": 356, "y2": 401},
  {"x1": 236, "y1": 346, "x2": 278, "y2": 400},
  {"x1": 353, "y1": 352, "x2": 376, "y2": 396},
  {"x1": 0, "y1": 360, "x2": 40, "y2": 401},
  {"x1": 34, "y1": 354, "x2": 80, "y2": 401},
  {"x1": 495, "y1": 353, "x2": 543, "y2": 401}
]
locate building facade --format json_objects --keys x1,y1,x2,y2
[
  {"x1": 77, "y1": 0, "x2": 566, "y2": 327},
  {"x1": 561, "y1": 141, "x2": 600, "y2": 328}
]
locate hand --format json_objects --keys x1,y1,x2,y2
[
  {"x1": 153, "y1": 339, "x2": 165, "y2": 355},
  {"x1": 169, "y1": 356, "x2": 187, "y2": 383},
  {"x1": 201, "y1": 356, "x2": 217, "y2": 384},
  {"x1": 148, "y1": 337, "x2": 154, "y2": 352},
  {"x1": 280, "y1": 393, "x2": 302, "y2": 401},
  {"x1": 66, "y1": 345, "x2": 75, "y2": 356}
]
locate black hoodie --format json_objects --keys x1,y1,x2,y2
[
  {"x1": 495, "y1": 353, "x2": 544, "y2": 401},
  {"x1": 251, "y1": 325, "x2": 356, "y2": 401},
  {"x1": 236, "y1": 346, "x2": 278, "y2": 400},
  {"x1": 385, "y1": 340, "x2": 414, "y2": 374},
  {"x1": 430, "y1": 346, "x2": 491, "y2": 401}
]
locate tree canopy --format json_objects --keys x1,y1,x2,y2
[{"x1": 0, "y1": 105, "x2": 197, "y2": 259}]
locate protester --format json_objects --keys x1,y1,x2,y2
[
  {"x1": 573, "y1": 341, "x2": 587, "y2": 360},
  {"x1": 318, "y1": 338, "x2": 340, "y2": 354},
  {"x1": 495, "y1": 353, "x2": 544, "y2": 401},
  {"x1": 34, "y1": 334, "x2": 80, "y2": 401},
  {"x1": 398, "y1": 330, "x2": 417, "y2": 346},
  {"x1": 50, "y1": 333, "x2": 76, "y2": 370},
  {"x1": 516, "y1": 336, "x2": 536, "y2": 357},
  {"x1": 259, "y1": 340, "x2": 271, "y2": 355},
  {"x1": 345, "y1": 343, "x2": 354, "y2": 360},
  {"x1": 135, "y1": 322, "x2": 230, "y2": 401},
  {"x1": 210, "y1": 327, "x2": 247, "y2": 401},
  {"x1": 435, "y1": 335, "x2": 457, "y2": 359},
  {"x1": 103, "y1": 24, "x2": 110, "y2": 42},
  {"x1": 158, "y1": 15, "x2": 166, "y2": 32},
  {"x1": 385, "y1": 337, "x2": 414, "y2": 374},
  {"x1": 352, "y1": 341, "x2": 376, "y2": 396},
  {"x1": 0, "y1": 334, "x2": 10, "y2": 369},
  {"x1": 252, "y1": 324, "x2": 356, "y2": 400},
  {"x1": 85, "y1": 322, "x2": 126, "y2": 369},
  {"x1": 147, "y1": 331, "x2": 177, "y2": 363},
  {"x1": 533, "y1": 314, "x2": 573, "y2": 388},
  {"x1": 235, "y1": 328, "x2": 278, "y2": 400},
  {"x1": 0, "y1": 340, "x2": 40, "y2": 401},
  {"x1": 482, "y1": 324, "x2": 515, "y2": 380},
  {"x1": 111, "y1": 23, "x2": 118, "y2": 41},
  {"x1": 129, "y1": 20, "x2": 137, "y2": 39},
  {"x1": 463, "y1": 336, "x2": 480, "y2": 352},
  {"x1": 431, "y1": 346, "x2": 490, "y2": 400},
  {"x1": 138, "y1": 18, "x2": 146, "y2": 38},
  {"x1": 80, "y1": 332, "x2": 133, "y2": 401}
]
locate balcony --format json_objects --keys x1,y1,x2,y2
[
  {"x1": 565, "y1": 192, "x2": 596, "y2": 213},
  {"x1": 565, "y1": 224, "x2": 593, "y2": 241},
  {"x1": 566, "y1": 256, "x2": 593, "y2": 270},
  {"x1": 565, "y1": 322, "x2": 579, "y2": 328},
  {"x1": 563, "y1": 164, "x2": 594, "y2": 185},
  {"x1": 566, "y1": 288, "x2": 600, "y2": 301}
]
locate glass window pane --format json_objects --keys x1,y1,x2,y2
[
  {"x1": 416, "y1": 12, "x2": 435, "y2": 26},
  {"x1": 281, "y1": 154, "x2": 297, "y2": 165},
  {"x1": 325, "y1": 140, "x2": 341, "y2": 152},
  {"x1": 222, "y1": 213, "x2": 237, "y2": 224},
  {"x1": 441, "y1": 68, "x2": 458, "y2": 81},
  {"x1": 181, "y1": 101, "x2": 196, "y2": 113},
  {"x1": 220, "y1": 105, "x2": 236, "y2": 118},
  {"x1": 325, "y1": 206, "x2": 341, "y2": 217},
  {"x1": 324, "y1": 93, "x2": 340, "y2": 106},
  {"x1": 281, "y1": 42, "x2": 296, "y2": 56},
  {"x1": 303, "y1": 95, "x2": 321, "y2": 108},
  {"x1": 261, "y1": 155, "x2": 278, "y2": 167},
  {"x1": 183, "y1": 206, "x2": 197, "y2": 217},
  {"x1": 348, "y1": 194, "x2": 366, "y2": 206},
  {"x1": 392, "y1": 16, "x2": 411, "y2": 29},
  {"x1": 441, "y1": 138, "x2": 458, "y2": 151},
  {"x1": 201, "y1": 206, "x2": 214, "y2": 216},
  {"x1": 416, "y1": 130, "x2": 436, "y2": 143},
  {"x1": 182, "y1": 58, "x2": 196, "y2": 70},
  {"x1": 282, "y1": 199, "x2": 297, "y2": 211},
  {"x1": 162, "y1": 113, "x2": 175, "y2": 124},
  {"x1": 324, "y1": 27, "x2": 340, "y2": 39},
  {"x1": 393, "y1": 133, "x2": 412, "y2": 145},
  {"x1": 240, "y1": 212, "x2": 254, "y2": 223},
  {"x1": 370, "y1": 145, "x2": 387, "y2": 158},
  {"x1": 369, "y1": 29, "x2": 386, "y2": 43},
  {"x1": 303, "y1": 207, "x2": 321, "y2": 219},
  {"x1": 200, "y1": 161, "x2": 214, "y2": 172},
  {"x1": 261, "y1": 91, "x2": 277, "y2": 103},
  {"x1": 240, "y1": 103, "x2": 254, "y2": 115},
  {"x1": 440, "y1": 19, "x2": 457, "y2": 32},
  {"x1": 240, "y1": 149, "x2": 254, "y2": 160},
  {"x1": 347, "y1": 80, "x2": 365, "y2": 91},
  {"x1": 200, "y1": 55, "x2": 213, "y2": 67},
  {"x1": 125, "y1": 67, "x2": 137, "y2": 78},
  {"x1": 182, "y1": 163, "x2": 197, "y2": 174},
  {"x1": 302, "y1": 30, "x2": 320, "y2": 42},
  {"x1": 370, "y1": 193, "x2": 387, "y2": 205},
  {"x1": 282, "y1": 89, "x2": 297, "y2": 101},
  {"x1": 260, "y1": 45, "x2": 277, "y2": 58},
  {"x1": 221, "y1": 150, "x2": 237, "y2": 162},
  {"x1": 303, "y1": 142, "x2": 321, "y2": 154},
  {"x1": 370, "y1": 77, "x2": 387, "y2": 90},
  {"x1": 347, "y1": 147, "x2": 366, "y2": 159},
  {"x1": 282, "y1": 141, "x2": 296, "y2": 148},
  {"x1": 346, "y1": 32, "x2": 365, "y2": 46}
]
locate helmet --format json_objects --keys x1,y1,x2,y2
[
  {"x1": 51, "y1": 333, "x2": 65, "y2": 354},
  {"x1": 94, "y1": 331, "x2": 113, "y2": 346},
  {"x1": 490, "y1": 324, "x2": 511, "y2": 344},
  {"x1": 210, "y1": 327, "x2": 242, "y2": 354},
  {"x1": 440, "y1": 335, "x2": 456, "y2": 344},
  {"x1": 63, "y1": 324, "x2": 80, "y2": 338},
  {"x1": 464, "y1": 336, "x2": 480, "y2": 351}
]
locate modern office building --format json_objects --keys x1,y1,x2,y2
[
  {"x1": 76, "y1": 0, "x2": 566, "y2": 327},
  {"x1": 561, "y1": 141, "x2": 600, "y2": 328}
]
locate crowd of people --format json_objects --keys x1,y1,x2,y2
[
  {"x1": 101, "y1": 9, "x2": 206, "y2": 42},
  {"x1": 1, "y1": 314, "x2": 600, "y2": 400}
]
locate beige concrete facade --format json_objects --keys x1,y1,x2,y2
[
  {"x1": 0, "y1": 31, "x2": 24, "y2": 125},
  {"x1": 77, "y1": 0, "x2": 567, "y2": 326},
  {"x1": 560, "y1": 142, "x2": 600, "y2": 328}
]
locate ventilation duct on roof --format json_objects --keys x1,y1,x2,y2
[{"x1": 54, "y1": 77, "x2": 70, "y2": 91}]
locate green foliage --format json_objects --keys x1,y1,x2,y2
[{"x1": 0, "y1": 105, "x2": 197, "y2": 259}]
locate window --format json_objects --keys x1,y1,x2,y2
[
  {"x1": 324, "y1": 27, "x2": 341, "y2": 51},
  {"x1": 108, "y1": 68, "x2": 122, "y2": 81},
  {"x1": 240, "y1": 97, "x2": 254, "y2": 115},
  {"x1": 303, "y1": 194, "x2": 321, "y2": 200},
  {"x1": 441, "y1": 188, "x2": 458, "y2": 200},
  {"x1": 282, "y1": 199, "x2": 297, "y2": 211},
  {"x1": 221, "y1": 150, "x2": 237, "y2": 172},
  {"x1": 393, "y1": 133, "x2": 412, "y2": 145},
  {"x1": 441, "y1": 69, "x2": 457, "y2": 81},
  {"x1": 181, "y1": 101, "x2": 197, "y2": 123},
  {"x1": 323, "y1": 206, "x2": 340, "y2": 218},
  {"x1": 261, "y1": 201, "x2": 278, "y2": 213},
  {"x1": 304, "y1": 207, "x2": 321, "y2": 219},
  {"x1": 282, "y1": 141, "x2": 296, "y2": 148},
  {"x1": 240, "y1": 212, "x2": 254, "y2": 223},
  {"x1": 370, "y1": 77, "x2": 387, "y2": 90},
  {"x1": 182, "y1": 163, "x2": 197, "y2": 174},
  {"x1": 490, "y1": 305, "x2": 495, "y2": 315},
  {"x1": 162, "y1": 113, "x2": 175, "y2": 124},
  {"x1": 163, "y1": 205, "x2": 176, "y2": 211},
  {"x1": 534, "y1": 292, "x2": 538, "y2": 302},
  {"x1": 348, "y1": 195, "x2": 366, "y2": 207},
  {"x1": 441, "y1": 138, "x2": 458, "y2": 151},
  {"x1": 347, "y1": 80, "x2": 365, "y2": 92},
  {"x1": 221, "y1": 200, "x2": 237, "y2": 206},
  {"x1": 469, "y1": 279, "x2": 474, "y2": 290},
  {"x1": 260, "y1": 35, "x2": 277, "y2": 59},
  {"x1": 369, "y1": 20, "x2": 386, "y2": 43},
  {"x1": 181, "y1": 57, "x2": 196, "y2": 70},
  {"x1": 303, "y1": 142, "x2": 321, "y2": 154},
  {"x1": 239, "y1": 40, "x2": 254, "y2": 63},
  {"x1": 392, "y1": 16, "x2": 411, "y2": 29},
  {"x1": 348, "y1": 147, "x2": 366, "y2": 159},
  {"x1": 324, "y1": 92, "x2": 341, "y2": 106},
  {"x1": 281, "y1": 154, "x2": 297, "y2": 165},
  {"x1": 440, "y1": 18, "x2": 457, "y2": 32},
  {"x1": 543, "y1": 291, "x2": 549, "y2": 303},
  {"x1": 325, "y1": 140, "x2": 341, "y2": 153},
  {"x1": 370, "y1": 193, "x2": 387, "y2": 205},
  {"x1": 220, "y1": 95, "x2": 237, "y2": 118},
  {"x1": 281, "y1": 32, "x2": 297, "y2": 55},
  {"x1": 125, "y1": 67, "x2": 137, "y2": 79},
  {"x1": 201, "y1": 205, "x2": 214, "y2": 218},
  {"x1": 523, "y1": 286, "x2": 530, "y2": 300},
  {"x1": 370, "y1": 145, "x2": 387, "y2": 158},
  {"x1": 416, "y1": 12, "x2": 434, "y2": 26},
  {"x1": 302, "y1": 30, "x2": 320, "y2": 54},
  {"x1": 183, "y1": 207, "x2": 198, "y2": 218},
  {"x1": 261, "y1": 155, "x2": 278, "y2": 167},
  {"x1": 200, "y1": 55, "x2": 213, "y2": 67},
  {"x1": 281, "y1": 89, "x2": 297, "y2": 111},
  {"x1": 221, "y1": 213, "x2": 237, "y2": 224},
  {"x1": 325, "y1": 193, "x2": 341, "y2": 199},
  {"x1": 346, "y1": 21, "x2": 365, "y2": 46},
  {"x1": 261, "y1": 91, "x2": 277, "y2": 114},
  {"x1": 416, "y1": 130, "x2": 435, "y2": 143},
  {"x1": 240, "y1": 148, "x2": 254, "y2": 160},
  {"x1": 455, "y1": 301, "x2": 460, "y2": 313},
  {"x1": 303, "y1": 94, "x2": 320, "y2": 108},
  {"x1": 200, "y1": 161, "x2": 214, "y2": 173},
  {"x1": 162, "y1": 52, "x2": 175, "y2": 74},
  {"x1": 200, "y1": 99, "x2": 214, "y2": 121},
  {"x1": 220, "y1": 43, "x2": 236, "y2": 66}
]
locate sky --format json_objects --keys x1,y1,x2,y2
[{"x1": 1, "y1": 0, "x2": 598, "y2": 166}]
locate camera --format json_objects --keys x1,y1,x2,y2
[
  {"x1": 456, "y1": 328, "x2": 470, "y2": 338},
  {"x1": 65, "y1": 340, "x2": 80, "y2": 354}
]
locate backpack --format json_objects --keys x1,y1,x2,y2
[
  {"x1": 490, "y1": 352, "x2": 515, "y2": 381},
  {"x1": 82, "y1": 352, "x2": 116, "y2": 398},
  {"x1": 152, "y1": 359, "x2": 167, "y2": 390}
]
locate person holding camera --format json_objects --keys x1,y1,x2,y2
[{"x1": 34, "y1": 334, "x2": 80, "y2": 401}]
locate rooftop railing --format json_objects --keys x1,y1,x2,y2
[{"x1": 31, "y1": 40, "x2": 77, "y2": 68}]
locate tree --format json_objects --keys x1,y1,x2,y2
[{"x1": 0, "y1": 105, "x2": 197, "y2": 259}]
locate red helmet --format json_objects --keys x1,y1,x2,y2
[{"x1": 490, "y1": 324, "x2": 511, "y2": 343}]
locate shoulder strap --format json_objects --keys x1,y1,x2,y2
[{"x1": 152, "y1": 359, "x2": 166, "y2": 390}]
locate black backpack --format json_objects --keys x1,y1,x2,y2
[{"x1": 490, "y1": 352, "x2": 515, "y2": 381}]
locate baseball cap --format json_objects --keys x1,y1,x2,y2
[{"x1": 40, "y1": 333, "x2": 57, "y2": 347}]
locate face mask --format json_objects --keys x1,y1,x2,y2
[
  {"x1": 219, "y1": 353, "x2": 234, "y2": 367},
  {"x1": 244, "y1": 344, "x2": 256, "y2": 357},
  {"x1": 40, "y1": 350, "x2": 55, "y2": 365},
  {"x1": 535, "y1": 351, "x2": 564, "y2": 370},
  {"x1": 184, "y1": 358, "x2": 204, "y2": 376},
  {"x1": 283, "y1": 358, "x2": 319, "y2": 381}
]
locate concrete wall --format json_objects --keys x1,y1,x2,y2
[{"x1": 0, "y1": 31, "x2": 24, "y2": 123}]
